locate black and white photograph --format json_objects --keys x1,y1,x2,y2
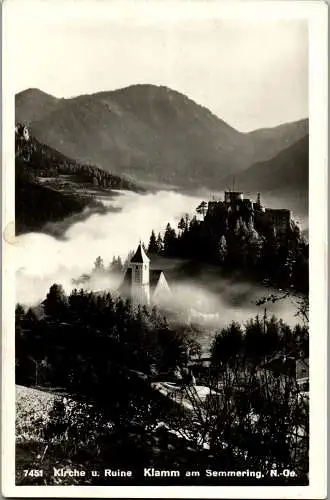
[{"x1": 1, "y1": 0, "x2": 327, "y2": 498}]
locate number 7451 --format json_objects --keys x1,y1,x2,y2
[{"x1": 23, "y1": 469, "x2": 43, "y2": 477}]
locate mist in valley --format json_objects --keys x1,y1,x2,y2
[
  {"x1": 15, "y1": 190, "x2": 201, "y2": 305},
  {"x1": 16, "y1": 189, "x2": 305, "y2": 340}
]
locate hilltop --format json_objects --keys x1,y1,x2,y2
[{"x1": 16, "y1": 88, "x2": 61, "y2": 123}]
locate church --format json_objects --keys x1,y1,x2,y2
[{"x1": 119, "y1": 243, "x2": 171, "y2": 307}]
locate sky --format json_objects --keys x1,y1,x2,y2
[{"x1": 5, "y1": 1, "x2": 308, "y2": 131}]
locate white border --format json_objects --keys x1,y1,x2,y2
[{"x1": 1, "y1": 1, "x2": 327, "y2": 498}]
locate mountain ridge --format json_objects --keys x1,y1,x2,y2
[
  {"x1": 221, "y1": 134, "x2": 309, "y2": 215},
  {"x1": 16, "y1": 85, "x2": 309, "y2": 192},
  {"x1": 16, "y1": 85, "x2": 308, "y2": 134}
]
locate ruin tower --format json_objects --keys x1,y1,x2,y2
[
  {"x1": 22, "y1": 125, "x2": 30, "y2": 141},
  {"x1": 129, "y1": 243, "x2": 150, "y2": 306},
  {"x1": 257, "y1": 193, "x2": 261, "y2": 205}
]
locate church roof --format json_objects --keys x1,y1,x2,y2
[
  {"x1": 150, "y1": 270, "x2": 163, "y2": 294},
  {"x1": 130, "y1": 243, "x2": 150, "y2": 263},
  {"x1": 118, "y1": 267, "x2": 132, "y2": 294},
  {"x1": 118, "y1": 268, "x2": 168, "y2": 297}
]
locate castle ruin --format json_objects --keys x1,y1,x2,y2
[{"x1": 207, "y1": 191, "x2": 292, "y2": 234}]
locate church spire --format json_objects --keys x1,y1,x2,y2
[
  {"x1": 130, "y1": 242, "x2": 149, "y2": 263},
  {"x1": 129, "y1": 242, "x2": 150, "y2": 306}
]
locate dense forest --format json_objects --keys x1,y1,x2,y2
[
  {"x1": 15, "y1": 124, "x2": 138, "y2": 234},
  {"x1": 16, "y1": 285, "x2": 308, "y2": 485},
  {"x1": 15, "y1": 286, "x2": 199, "y2": 391},
  {"x1": 147, "y1": 201, "x2": 308, "y2": 293},
  {"x1": 15, "y1": 167, "x2": 107, "y2": 234},
  {"x1": 15, "y1": 123, "x2": 137, "y2": 189}
]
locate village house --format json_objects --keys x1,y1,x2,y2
[{"x1": 261, "y1": 354, "x2": 309, "y2": 397}]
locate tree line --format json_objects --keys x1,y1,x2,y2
[
  {"x1": 147, "y1": 202, "x2": 308, "y2": 293},
  {"x1": 15, "y1": 125, "x2": 137, "y2": 190},
  {"x1": 93, "y1": 255, "x2": 124, "y2": 274},
  {"x1": 15, "y1": 125, "x2": 137, "y2": 234},
  {"x1": 15, "y1": 285, "x2": 197, "y2": 395},
  {"x1": 211, "y1": 316, "x2": 308, "y2": 367},
  {"x1": 15, "y1": 169, "x2": 106, "y2": 235}
]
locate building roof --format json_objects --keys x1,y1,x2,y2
[
  {"x1": 261, "y1": 355, "x2": 309, "y2": 380},
  {"x1": 130, "y1": 243, "x2": 150, "y2": 263},
  {"x1": 296, "y1": 358, "x2": 309, "y2": 380},
  {"x1": 118, "y1": 267, "x2": 132, "y2": 295},
  {"x1": 118, "y1": 268, "x2": 168, "y2": 297},
  {"x1": 150, "y1": 270, "x2": 163, "y2": 294},
  {"x1": 265, "y1": 208, "x2": 291, "y2": 215},
  {"x1": 262, "y1": 356, "x2": 296, "y2": 376}
]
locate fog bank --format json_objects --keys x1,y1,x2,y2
[
  {"x1": 15, "y1": 190, "x2": 201, "y2": 306},
  {"x1": 15, "y1": 189, "x2": 303, "y2": 333}
]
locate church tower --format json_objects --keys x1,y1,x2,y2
[{"x1": 129, "y1": 243, "x2": 150, "y2": 306}]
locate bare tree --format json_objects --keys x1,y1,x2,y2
[
  {"x1": 256, "y1": 290, "x2": 309, "y2": 326},
  {"x1": 160, "y1": 358, "x2": 308, "y2": 481}
]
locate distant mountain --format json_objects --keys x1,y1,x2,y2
[
  {"x1": 246, "y1": 119, "x2": 308, "y2": 165},
  {"x1": 16, "y1": 85, "x2": 308, "y2": 189},
  {"x1": 15, "y1": 88, "x2": 61, "y2": 123},
  {"x1": 222, "y1": 135, "x2": 309, "y2": 214}
]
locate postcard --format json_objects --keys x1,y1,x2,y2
[{"x1": 1, "y1": 0, "x2": 327, "y2": 498}]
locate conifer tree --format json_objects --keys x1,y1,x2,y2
[
  {"x1": 218, "y1": 235, "x2": 228, "y2": 263},
  {"x1": 93, "y1": 256, "x2": 105, "y2": 272},
  {"x1": 109, "y1": 256, "x2": 123, "y2": 273},
  {"x1": 196, "y1": 201, "x2": 208, "y2": 219},
  {"x1": 178, "y1": 217, "x2": 186, "y2": 234},
  {"x1": 156, "y1": 233, "x2": 163, "y2": 253},
  {"x1": 148, "y1": 230, "x2": 158, "y2": 254},
  {"x1": 43, "y1": 284, "x2": 67, "y2": 321},
  {"x1": 163, "y1": 223, "x2": 177, "y2": 256},
  {"x1": 15, "y1": 304, "x2": 25, "y2": 325}
]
